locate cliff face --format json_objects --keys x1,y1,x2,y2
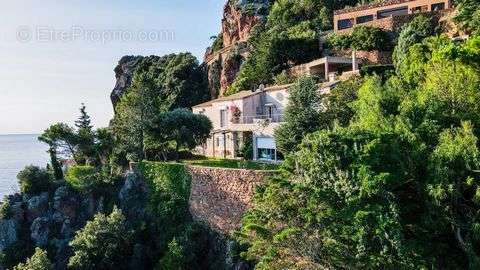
[
  {"x1": 204, "y1": 0, "x2": 270, "y2": 97},
  {"x1": 221, "y1": 0, "x2": 266, "y2": 47},
  {"x1": 110, "y1": 56, "x2": 143, "y2": 111}
]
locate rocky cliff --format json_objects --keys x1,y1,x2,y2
[
  {"x1": 204, "y1": 0, "x2": 270, "y2": 97},
  {"x1": 0, "y1": 188, "x2": 106, "y2": 269},
  {"x1": 110, "y1": 56, "x2": 143, "y2": 111}
]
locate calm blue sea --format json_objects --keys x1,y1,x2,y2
[{"x1": 0, "y1": 134, "x2": 49, "y2": 197}]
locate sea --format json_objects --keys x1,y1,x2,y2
[{"x1": 0, "y1": 134, "x2": 49, "y2": 197}]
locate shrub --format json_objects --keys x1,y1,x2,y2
[
  {"x1": 139, "y1": 162, "x2": 191, "y2": 244},
  {"x1": 327, "y1": 26, "x2": 392, "y2": 51},
  {"x1": 68, "y1": 207, "x2": 132, "y2": 269},
  {"x1": 17, "y1": 166, "x2": 52, "y2": 195},
  {"x1": 157, "y1": 239, "x2": 185, "y2": 270},
  {"x1": 13, "y1": 248, "x2": 52, "y2": 270},
  {"x1": 65, "y1": 165, "x2": 100, "y2": 192},
  {"x1": 210, "y1": 33, "x2": 224, "y2": 52},
  {"x1": 274, "y1": 76, "x2": 325, "y2": 154},
  {"x1": 273, "y1": 70, "x2": 296, "y2": 85},
  {"x1": 393, "y1": 15, "x2": 435, "y2": 68},
  {"x1": 0, "y1": 198, "x2": 12, "y2": 219}
]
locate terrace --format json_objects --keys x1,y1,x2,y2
[{"x1": 333, "y1": 0, "x2": 452, "y2": 32}]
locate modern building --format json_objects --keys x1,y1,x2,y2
[
  {"x1": 287, "y1": 55, "x2": 361, "y2": 81},
  {"x1": 334, "y1": 0, "x2": 452, "y2": 32}
]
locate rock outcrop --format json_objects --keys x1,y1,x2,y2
[
  {"x1": 110, "y1": 55, "x2": 143, "y2": 110},
  {"x1": 204, "y1": 0, "x2": 270, "y2": 97}
]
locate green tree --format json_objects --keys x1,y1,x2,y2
[
  {"x1": 17, "y1": 166, "x2": 52, "y2": 195},
  {"x1": 68, "y1": 207, "x2": 132, "y2": 270},
  {"x1": 240, "y1": 34, "x2": 480, "y2": 270},
  {"x1": 228, "y1": 0, "x2": 362, "y2": 94},
  {"x1": 274, "y1": 76, "x2": 324, "y2": 154},
  {"x1": 75, "y1": 104, "x2": 96, "y2": 165},
  {"x1": 324, "y1": 76, "x2": 363, "y2": 126},
  {"x1": 456, "y1": 0, "x2": 480, "y2": 34},
  {"x1": 65, "y1": 165, "x2": 100, "y2": 193},
  {"x1": 95, "y1": 127, "x2": 114, "y2": 166},
  {"x1": 327, "y1": 25, "x2": 392, "y2": 51},
  {"x1": 13, "y1": 248, "x2": 52, "y2": 270},
  {"x1": 157, "y1": 239, "x2": 185, "y2": 270},
  {"x1": 149, "y1": 109, "x2": 212, "y2": 160},
  {"x1": 393, "y1": 15, "x2": 435, "y2": 73},
  {"x1": 112, "y1": 53, "x2": 208, "y2": 163},
  {"x1": 75, "y1": 103, "x2": 93, "y2": 131},
  {"x1": 427, "y1": 122, "x2": 480, "y2": 268},
  {"x1": 38, "y1": 123, "x2": 78, "y2": 163}
]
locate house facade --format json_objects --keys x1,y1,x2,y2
[
  {"x1": 193, "y1": 54, "x2": 360, "y2": 162},
  {"x1": 334, "y1": 0, "x2": 452, "y2": 32},
  {"x1": 193, "y1": 84, "x2": 290, "y2": 162}
]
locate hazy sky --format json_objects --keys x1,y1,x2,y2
[{"x1": 0, "y1": 0, "x2": 225, "y2": 134}]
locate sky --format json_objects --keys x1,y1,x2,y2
[{"x1": 0, "y1": 0, "x2": 225, "y2": 134}]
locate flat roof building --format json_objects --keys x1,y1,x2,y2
[{"x1": 333, "y1": 0, "x2": 452, "y2": 32}]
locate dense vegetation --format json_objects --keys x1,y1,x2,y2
[
  {"x1": 238, "y1": 21, "x2": 480, "y2": 269},
  {"x1": 111, "y1": 53, "x2": 210, "y2": 166},
  {"x1": 2, "y1": 1, "x2": 480, "y2": 269},
  {"x1": 327, "y1": 25, "x2": 393, "y2": 51},
  {"x1": 227, "y1": 0, "x2": 369, "y2": 94},
  {"x1": 0, "y1": 52, "x2": 215, "y2": 269}
]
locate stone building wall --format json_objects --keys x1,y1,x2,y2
[{"x1": 186, "y1": 166, "x2": 274, "y2": 235}]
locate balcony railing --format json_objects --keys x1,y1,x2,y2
[{"x1": 233, "y1": 114, "x2": 284, "y2": 125}]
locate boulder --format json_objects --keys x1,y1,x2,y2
[
  {"x1": 119, "y1": 172, "x2": 148, "y2": 222},
  {"x1": 26, "y1": 192, "x2": 49, "y2": 222},
  {"x1": 53, "y1": 186, "x2": 78, "y2": 223},
  {"x1": 30, "y1": 217, "x2": 50, "y2": 247}
]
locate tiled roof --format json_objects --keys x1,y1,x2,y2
[
  {"x1": 334, "y1": 0, "x2": 413, "y2": 15},
  {"x1": 192, "y1": 83, "x2": 293, "y2": 108}
]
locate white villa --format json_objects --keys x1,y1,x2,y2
[
  {"x1": 193, "y1": 84, "x2": 290, "y2": 162},
  {"x1": 193, "y1": 55, "x2": 360, "y2": 162}
]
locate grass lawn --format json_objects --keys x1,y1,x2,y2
[{"x1": 179, "y1": 158, "x2": 281, "y2": 171}]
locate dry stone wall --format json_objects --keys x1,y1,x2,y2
[{"x1": 186, "y1": 166, "x2": 274, "y2": 235}]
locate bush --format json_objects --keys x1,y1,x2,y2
[
  {"x1": 393, "y1": 15, "x2": 435, "y2": 68},
  {"x1": 239, "y1": 133, "x2": 254, "y2": 160},
  {"x1": 68, "y1": 207, "x2": 132, "y2": 269},
  {"x1": 17, "y1": 166, "x2": 52, "y2": 195},
  {"x1": 327, "y1": 26, "x2": 392, "y2": 51},
  {"x1": 139, "y1": 162, "x2": 192, "y2": 244},
  {"x1": 157, "y1": 239, "x2": 185, "y2": 270},
  {"x1": 0, "y1": 198, "x2": 12, "y2": 219},
  {"x1": 273, "y1": 70, "x2": 296, "y2": 85},
  {"x1": 210, "y1": 33, "x2": 223, "y2": 52},
  {"x1": 360, "y1": 64, "x2": 395, "y2": 76},
  {"x1": 65, "y1": 165, "x2": 100, "y2": 192},
  {"x1": 13, "y1": 248, "x2": 52, "y2": 270}
]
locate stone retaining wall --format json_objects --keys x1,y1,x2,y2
[{"x1": 186, "y1": 166, "x2": 274, "y2": 235}]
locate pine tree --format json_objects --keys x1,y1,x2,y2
[{"x1": 75, "y1": 103, "x2": 93, "y2": 131}]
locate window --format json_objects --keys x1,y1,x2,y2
[
  {"x1": 356, "y1": 15, "x2": 374, "y2": 24},
  {"x1": 431, "y1": 2, "x2": 445, "y2": 11},
  {"x1": 338, "y1": 18, "x2": 353, "y2": 30},
  {"x1": 377, "y1": 6, "x2": 408, "y2": 18},
  {"x1": 411, "y1": 5, "x2": 427, "y2": 13},
  {"x1": 220, "y1": 109, "x2": 227, "y2": 127},
  {"x1": 216, "y1": 137, "x2": 220, "y2": 147},
  {"x1": 257, "y1": 148, "x2": 275, "y2": 161}
]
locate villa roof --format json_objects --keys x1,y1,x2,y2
[
  {"x1": 193, "y1": 83, "x2": 293, "y2": 108},
  {"x1": 334, "y1": 0, "x2": 414, "y2": 15}
]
